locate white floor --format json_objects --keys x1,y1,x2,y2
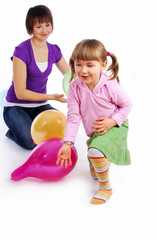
[{"x1": 0, "y1": 105, "x2": 156, "y2": 240}]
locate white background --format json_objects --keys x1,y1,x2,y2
[{"x1": 0, "y1": 0, "x2": 156, "y2": 239}]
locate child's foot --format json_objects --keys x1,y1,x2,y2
[
  {"x1": 90, "y1": 167, "x2": 98, "y2": 180},
  {"x1": 90, "y1": 189, "x2": 112, "y2": 204}
]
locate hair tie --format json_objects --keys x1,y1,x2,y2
[{"x1": 107, "y1": 52, "x2": 111, "y2": 56}]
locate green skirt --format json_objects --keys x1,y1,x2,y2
[{"x1": 86, "y1": 120, "x2": 131, "y2": 166}]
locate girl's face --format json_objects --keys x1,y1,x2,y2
[
  {"x1": 74, "y1": 60, "x2": 107, "y2": 90},
  {"x1": 32, "y1": 21, "x2": 52, "y2": 41}
]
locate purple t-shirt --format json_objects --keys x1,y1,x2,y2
[{"x1": 6, "y1": 39, "x2": 62, "y2": 104}]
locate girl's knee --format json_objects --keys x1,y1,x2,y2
[{"x1": 88, "y1": 148, "x2": 104, "y2": 158}]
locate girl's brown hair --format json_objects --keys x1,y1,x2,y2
[
  {"x1": 69, "y1": 39, "x2": 119, "y2": 82},
  {"x1": 25, "y1": 5, "x2": 53, "y2": 35}
]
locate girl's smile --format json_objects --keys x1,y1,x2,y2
[
  {"x1": 74, "y1": 60, "x2": 107, "y2": 90},
  {"x1": 82, "y1": 75, "x2": 89, "y2": 80}
]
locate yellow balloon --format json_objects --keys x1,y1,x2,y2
[{"x1": 31, "y1": 110, "x2": 67, "y2": 144}]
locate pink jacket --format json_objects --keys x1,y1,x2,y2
[{"x1": 63, "y1": 72, "x2": 132, "y2": 143}]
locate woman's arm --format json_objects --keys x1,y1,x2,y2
[
  {"x1": 13, "y1": 57, "x2": 66, "y2": 102},
  {"x1": 55, "y1": 56, "x2": 70, "y2": 75}
]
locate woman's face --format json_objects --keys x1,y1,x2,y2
[{"x1": 32, "y1": 20, "x2": 52, "y2": 41}]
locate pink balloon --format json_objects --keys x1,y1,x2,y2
[{"x1": 11, "y1": 138, "x2": 78, "y2": 181}]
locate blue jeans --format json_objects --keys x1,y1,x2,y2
[{"x1": 3, "y1": 104, "x2": 56, "y2": 150}]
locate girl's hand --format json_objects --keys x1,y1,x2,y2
[
  {"x1": 92, "y1": 117, "x2": 117, "y2": 135},
  {"x1": 56, "y1": 144, "x2": 72, "y2": 168},
  {"x1": 52, "y1": 94, "x2": 66, "y2": 103}
]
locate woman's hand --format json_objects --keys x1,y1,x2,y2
[
  {"x1": 56, "y1": 144, "x2": 72, "y2": 168},
  {"x1": 92, "y1": 117, "x2": 117, "y2": 135},
  {"x1": 51, "y1": 94, "x2": 66, "y2": 103}
]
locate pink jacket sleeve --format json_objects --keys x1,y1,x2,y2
[
  {"x1": 109, "y1": 82, "x2": 132, "y2": 126},
  {"x1": 63, "y1": 84, "x2": 81, "y2": 143}
]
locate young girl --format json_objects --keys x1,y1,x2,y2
[
  {"x1": 3, "y1": 5, "x2": 69, "y2": 150},
  {"x1": 57, "y1": 39, "x2": 132, "y2": 204}
]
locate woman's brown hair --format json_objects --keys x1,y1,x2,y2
[
  {"x1": 69, "y1": 39, "x2": 119, "y2": 82},
  {"x1": 25, "y1": 5, "x2": 53, "y2": 35}
]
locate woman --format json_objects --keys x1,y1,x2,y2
[{"x1": 3, "y1": 5, "x2": 69, "y2": 149}]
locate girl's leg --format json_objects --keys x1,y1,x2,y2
[
  {"x1": 90, "y1": 167, "x2": 98, "y2": 180},
  {"x1": 88, "y1": 147, "x2": 112, "y2": 204},
  {"x1": 3, "y1": 106, "x2": 35, "y2": 150},
  {"x1": 88, "y1": 148, "x2": 104, "y2": 180}
]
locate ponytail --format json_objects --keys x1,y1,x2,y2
[
  {"x1": 69, "y1": 58, "x2": 76, "y2": 82},
  {"x1": 107, "y1": 53, "x2": 120, "y2": 83}
]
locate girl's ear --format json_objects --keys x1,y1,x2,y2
[{"x1": 101, "y1": 61, "x2": 108, "y2": 71}]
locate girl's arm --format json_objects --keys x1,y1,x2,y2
[
  {"x1": 63, "y1": 83, "x2": 82, "y2": 143},
  {"x1": 92, "y1": 117, "x2": 117, "y2": 135},
  {"x1": 110, "y1": 82, "x2": 132, "y2": 126},
  {"x1": 13, "y1": 57, "x2": 66, "y2": 102},
  {"x1": 57, "y1": 83, "x2": 81, "y2": 167},
  {"x1": 55, "y1": 56, "x2": 70, "y2": 75},
  {"x1": 92, "y1": 81, "x2": 132, "y2": 135}
]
